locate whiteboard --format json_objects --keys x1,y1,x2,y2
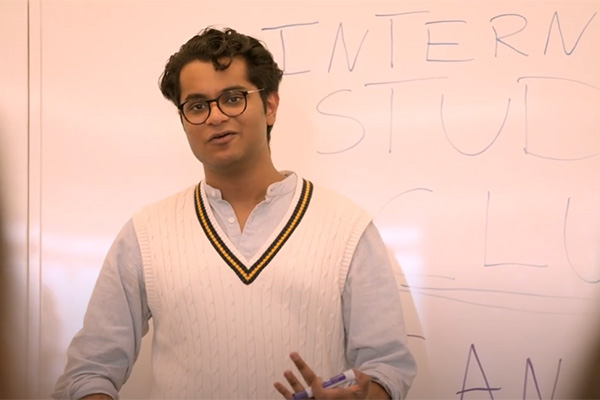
[{"x1": 26, "y1": 1, "x2": 600, "y2": 398}]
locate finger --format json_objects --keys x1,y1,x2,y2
[
  {"x1": 350, "y1": 369, "x2": 372, "y2": 399},
  {"x1": 325, "y1": 370, "x2": 372, "y2": 400},
  {"x1": 309, "y1": 377, "x2": 326, "y2": 399},
  {"x1": 273, "y1": 381, "x2": 293, "y2": 400},
  {"x1": 289, "y1": 352, "x2": 317, "y2": 386},
  {"x1": 283, "y1": 369, "x2": 306, "y2": 393}
]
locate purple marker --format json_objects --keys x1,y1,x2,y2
[{"x1": 292, "y1": 369, "x2": 356, "y2": 400}]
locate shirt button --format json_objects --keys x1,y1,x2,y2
[{"x1": 227, "y1": 217, "x2": 236, "y2": 224}]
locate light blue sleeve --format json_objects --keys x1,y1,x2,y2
[
  {"x1": 52, "y1": 219, "x2": 150, "y2": 400},
  {"x1": 342, "y1": 222, "x2": 417, "y2": 400}
]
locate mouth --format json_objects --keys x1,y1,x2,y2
[{"x1": 209, "y1": 131, "x2": 234, "y2": 142}]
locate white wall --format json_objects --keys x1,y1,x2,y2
[{"x1": 2, "y1": 1, "x2": 599, "y2": 398}]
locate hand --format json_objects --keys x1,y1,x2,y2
[{"x1": 274, "y1": 352, "x2": 371, "y2": 400}]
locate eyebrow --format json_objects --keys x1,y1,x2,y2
[{"x1": 181, "y1": 85, "x2": 250, "y2": 103}]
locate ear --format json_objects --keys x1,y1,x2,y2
[{"x1": 265, "y1": 91, "x2": 280, "y2": 126}]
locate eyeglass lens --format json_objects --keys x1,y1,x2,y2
[{"x1": 182, "y1": 91, "x2": 248, "y2": 124}]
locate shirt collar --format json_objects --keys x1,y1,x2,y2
[{"x1": 204, "y1": 171, "x2": 297, "y2": 201}]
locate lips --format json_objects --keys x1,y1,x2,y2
[{"x1": 208, "y1": 131, "x2": 234, "y2": 141}]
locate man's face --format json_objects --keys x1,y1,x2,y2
[{"x1": 178, "y1": 57, "x2": 279, "y2": 175}]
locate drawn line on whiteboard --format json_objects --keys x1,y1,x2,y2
[
  {"x1": 490, "y1": 14, "x2": 529, "y2": 57},
  {"x1": 261, "y1": 22, "x2": 319, "y2": 76},
  {"x1": 402, "y1": 284, "x2": 595, "y2": 301},
  {"x1": 564, "y1": 197, "x2": 600, "y2": 284},
  {"x1": 261, "y1": 21, "x2": 319, "y2": 31},
  {"x1": 374, "y1": 11, "x2": 430, "y2": 68},
  {"x1": 315, "y1": 89, "x2": 366, "y2": 154},
  {"x1": 376, "y1": 188, "x2": 433, "y2": 216},
  {"x1": 522, "y1": 83, "x2": 597, "y2": 160},
  {"x1": 403, "y1": 274, "x2": 455, "y2": 280},
  {"x1": 523, "y1": 150, "x2": 598, "y2": 161},
  {"x1": 402, "y1": 290, "x2": 587, "y2": 315},
  {"x1": 543, "y1": 12, "x2": 597, "y2": 56},
  {"x1": 364, "y1": 76, "x2": 448, "y2": 87},
  {"x1": 484, "y1": 191, "x2": 548, "y2": 268},
  {"x1": 425, "y1": 19, "x2": 468, "y2": 25},
  {"x1": 516, "y1": 75, "x2": 600, "y2": 90},
  {"x1": 440, "y1": 95, "x2": 511, "y2": 156},
  {"x1": 457, "y1": 387, "x2": 502, "y2": 395},
  {"x1": 375, "y1": 11, "x2": 430, "y2": 17},
  {"x1": 520, "y1": 77, "x2": 599, "y2": 160},
  {"x1": 426, "y1": 21, "x2": 474, "y2": 62},
  {"x1": 327, "y1": 22, "x2": 369, "y2": 73},
  {"x1": 457, "y1": 344, "x2": 502, "y2": 398}
]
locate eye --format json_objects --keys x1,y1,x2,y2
[
  {"x1": 186, "y1": 100, "x2": 208, "y2": 113},
  {"x1": 222, "y1": 91, "x2": 245, "y2": 105}
]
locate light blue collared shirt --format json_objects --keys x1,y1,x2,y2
[{"x1": 53, "y1": 172, "x2": 416, "y2": 400}]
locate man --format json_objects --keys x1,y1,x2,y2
[{"x1": 53, "y1": 27, "x2": 416, "y2": 400}]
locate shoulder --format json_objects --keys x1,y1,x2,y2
[
  {"x1": 135, "y1": 184, "x2": 197, "y2": 215},
  {"x1": 131, "y1": 184, "x2": 197, "y2": 232},
  {"x1": 300, "y1": 179, "x2": 373, "y2": 236}
]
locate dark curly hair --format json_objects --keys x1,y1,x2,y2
[{"x1": 159, "y1": 27, "x2": 283, "y2": 141}]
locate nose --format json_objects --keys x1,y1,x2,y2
[{"x1": 205, "y1": 101, "x2": 229, "y2": 125}]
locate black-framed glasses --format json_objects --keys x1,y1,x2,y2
[{"x1": 178, "y1": 88, "x2": 264, "y2": 125}]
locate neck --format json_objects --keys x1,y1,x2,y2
[
  {"x1": 205, "y1": 164, "x2": 285, "y2": 232},
  {"x1": 205, "y1": 164, "x2": 285, "y2": 207}
]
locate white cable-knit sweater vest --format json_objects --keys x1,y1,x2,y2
[{"x1": 132, "y1": 178, "x2": 372, "y2": 399}]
